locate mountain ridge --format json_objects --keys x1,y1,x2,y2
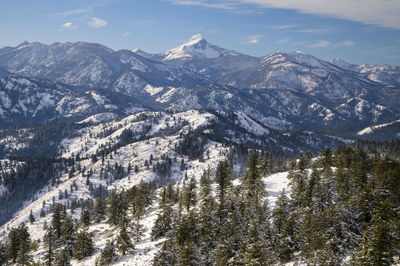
[{"x1": 1, "y1": 38, "x2": 400, "y2": 139}]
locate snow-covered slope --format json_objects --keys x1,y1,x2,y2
[
  {"x1": 0, "y1": 109, "x2": 291, "y2": 263},
  {"x1": 160, "y1": 35, "x2": 236, "y2": 61},
  {"x1": 1, "y1": 39, "x2": 400, "y2": 136},
  {"x1": 0, "y1": 75, "x2": 145, "y2": 126}
]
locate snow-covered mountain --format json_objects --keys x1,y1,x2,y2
[
  {"x1": 159, "y1": 34, "x2": 238, "y2": 61},
  {"x1": 0, "y1": 75, "x2": 145, "y2": 127},
  {"x1": 1, "y1": 39, "x2": 400, "y2": 136},
  {"x1": 1, "y1": 107, "x2": 351, "y2": 264},
  {"x1": 329, "y1": 58, "x2": 400, "y2": 87},
  {"x1": 1, "y1": 37, "x2": 400, "y2": 265}
]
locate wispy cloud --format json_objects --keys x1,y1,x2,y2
[
  {"x1": 50, "y1": 8, "x2": 92, "y2": 18},
  {"x1": 59, "y1": 22, "x2": 77, "y2": 31},
  {"x1": 246, "y1": 35, "x2": 263, "y2": 44},
  {"x1": 166, "y1": 0, "x2": 260, "y2": 14},
  {"x1": 240, "y1": 0, "x2": 400, "y2": 30},
  {"x1": 167, "y1": 0, "x2": 400, "y2": 30},
  {"x1": 308, "y1": 40, "x2": 355, "y2": 48},
  {"x1": 308, "y1": 40, "x2": 331, "y2": 48},
  {"x1": 298, "y1": 28, "x2": 331, "y2": 34},
  {"x1": 167, "y1": 0, "x2": 237, "y2": 10},
  {"x1": 87, "y1": 17, "x2": 108, "y2": 28},
  {"x1": 337, "y1": 40, "x2": 355, "y2": 47},
  {"x1": 123, "y1": 32, "x2": 131, "y2": 38},
  {"x1": 277, "y1": 38, "x2": 290, "y2": 44},
  {"x1": 189, "y1": 33, "x2": 203, "y2": 42},
  {"x1": 265, "y1": 24, "x2": 296, "y2": 30}
]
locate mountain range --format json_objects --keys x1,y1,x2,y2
[
  {"x1": 1, "y1": 36, "x2": 400, "y2": 138},
  {"x1": 1, "y1": 37, "x2": 400, "y2": 265}
]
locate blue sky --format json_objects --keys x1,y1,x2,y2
[{"x1": 1, "y1": 0, "x2": 400, "y2": 65}]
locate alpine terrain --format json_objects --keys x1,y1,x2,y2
[{"x1": 0, "y1": 37, "x2": 400, "y2": 265}]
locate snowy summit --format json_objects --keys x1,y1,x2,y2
[{"x1": 162, "y1": 34, "x2": 229, "y2": 61}]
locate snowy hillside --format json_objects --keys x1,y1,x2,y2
[
  {"x1": 0, "y1": 109, "x2": 293, "y2": 265},
  {"x1": 1, "y1": 39, "x2": 400, "y2": 136}
]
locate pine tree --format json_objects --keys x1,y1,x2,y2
[
  {"x1": 153, "y1": 240, "x2": 177, "y2": 266},
  {"x1": 215, "y1": 161, "x2": 232, "y2": 215},
  {"x1": 107, "y1": 191, "x2": 128, "y2": 226},
  {"x1": 151, "y1": 201, "x2": 174, "y2": 241},
  {"x1": 183, "y1": 177, "x2": 197, "y2": 213},
  {"x1": 177, "y1": 239, "x2": 198, "y2": 266},
  {"x1": 96, "y1": 241, "x2": 118, "y2": 265},
  {"x1": 29, "y1": 209, "x2": 35, "y2": 224},
  {"x1": 6, "y1": 227, "x2": 20, "y2": 263},
  {"x1": 116, "y1": 224, "x2": 134, "y2": 255},
  {"x1": 197, "y1": 168, "x2": 216, "y2": 263},
  {"x1": 43, "y1": 229, "x2": 55, "y2": 266},
  {"x1": 80, "y1": 209, "x2": 91, "y2": 226},
  {"x1": 54, "y1": 248, "x2": 71, "y2": 266},
  {"x1": 243, "y1": 153, "x2": 264, "y2": 206},
  {"x1": 132, "y1": 219, "x2": 145, "y2": 243},
  {"x1": 73, "y1": 230, "x2": 93, "y2": 260},
  {"x1": 60, "y1": 216, "x2": 75, "y2": 254},
  {"x1": 0, "y1": 242, "x2": 6, "y2": 266},
  {"x1": 93, "y1": 197, "x2": 106, "y2": 223},
  {"x1": 51, "y1": 203, "x2": 66, "y2": 239},
  {"x1": 40, "y1": 208, "x2": 46, "y2": 218},
  {"x1": 16, "y1": 223, "x2": 31, "y2": 264}
]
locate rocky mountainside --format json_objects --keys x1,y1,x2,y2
[{"x1": 1, "y1": 38, "x2": 400, "y2": 137}]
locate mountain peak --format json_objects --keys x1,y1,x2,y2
[
  {"x1": 132, "y1": 48, "x2": 154, "y2": 58},
  {"x1": 184, "y1": 33, "x2": 206, "y2": 46},
  {"x1": 162, "y1": 34, "x2": 226, "y2": 61},
  {"x1": 328, "y1": 58, "x2": 354, "y2": 69}
]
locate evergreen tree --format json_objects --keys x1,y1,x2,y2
[
  {"x1": 96, "y1": 241, "x2": 118, "y2": 265},
  {"x1": 43, "y1": 229, "x2": 55, "y2": 266},
  {"x1": 182, "y1": 177, "x2": 197, "y2": 212},
  {"x1": 29, "y1": 209, "x2": 35, "y2": 224},
  {"x1": 60, "y1": 216, "x2": 75, "y2": 255},
  {"x1": 54, "y1": 248, "x2": 71, "y2": 266},
  {"x1": 153, "y1": 240, "x2": 177, "y2": 266},
  {"x1": 93, "y1": 197, "x2": 106, "y2": 223},
  {"x1": 0, "y1": 242, "x2": 6, "y2": 266},
  {"x1": 151, "y1": 202, "x2": 174, "y2": 241},
  {"x1": 215, "y1": 161, "x2": 232, "y2": 216},
  {"x1": 107, "y1": 191, "x2": 128, "y2": 226},
  {"x1": 80, "y1": 209, "x2": 91, "y2": 226},
  {"x1": 51, "y1": 203, "x2": 66, "y2": 239},
  {"x1": 73, "y1": 230, "x2": 93, "y2": 260},
  {"x1": 16, "y1": 223, "x2": 31, "y2": 264},
  {"x1": 6, "y1": 227, "x2": 20, "y2": 263},
  {"x1": 132, "y1": 219, "x2": 145, "y2": 243},
  {"x1": 116, "y1": 224, "x2": 134, "y2": 255}
]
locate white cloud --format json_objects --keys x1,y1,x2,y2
[
  {"x1": 298, "y1": 28, "x2": 331, "y2": 34},
  {"x1": 307, "y1": 40, "x2": 355, "y2": 48},
  {"x1": 50, "y1": 8, "x2": 92, "y2": 18},
  {"x1": 246, "y1": 35, "x2": 263, "y2": 44},
  {"x1": 169, "y1": 0, "x2": 400, "y2": 30},
  {"x1": 59, "y1": 22, "x2": 77, "y2": 31},
  {"x1": 168, "y1": 0, "x2": 237, "y2": 10},
  {"x1": 265, "y1": 24, "x2": 296, "y2": 30},
  {"x1": 337, "y1": 40, "x2": 355, "y2": 47},
  {"x1": 277, "y1": 38, "x2": 290, "y2": 44},
  {"x1": 189, "y1": 33, "x2": 203, "y2": 42},
  {"x1": 123, "y1": 32, "x2": 131, "y2": 38},
  {"x1": 308, "y1": 40, "x2": 331, "y2": 48},
  {"x1": 87, "y1": 17, "x2": 108, "y2": 28},
  {"x1": 241, "y1": 0, "x2": 400, "y2": 30}
]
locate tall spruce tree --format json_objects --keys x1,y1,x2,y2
[{"x1": 73, "y1": 229, "x2": 93, "y2": 260}]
